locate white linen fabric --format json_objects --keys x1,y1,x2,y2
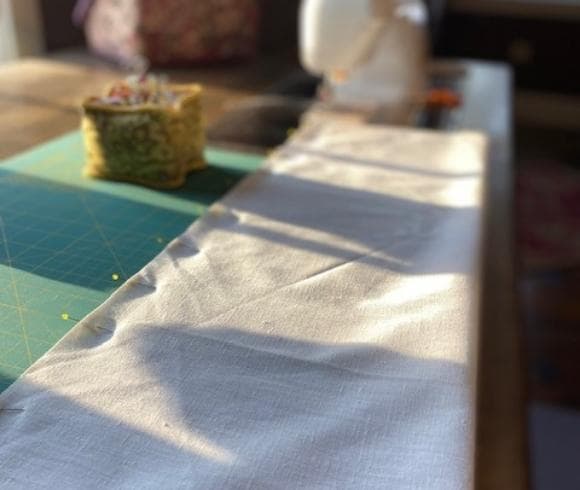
[{"x1": 0, "y1": 121, "x2": 486, "y2": 489}]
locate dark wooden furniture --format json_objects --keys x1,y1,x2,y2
[{"x1": 439, "y1": 0, "x2": 580, "y2": 96}]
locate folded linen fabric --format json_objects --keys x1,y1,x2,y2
[{"x1": 0, "y1": 120, "x2": 486, "y2": 489}]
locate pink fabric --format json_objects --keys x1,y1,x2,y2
[
  {"x1": 72, "y1": 0, "x2": 95, "y2": 26},
  {"x1": 517, "y1": 160, "x2": 580, "y2": 269}
]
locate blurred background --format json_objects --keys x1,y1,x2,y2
[{"x1": 1, "y1": 0, "x2": 580, "y2": 488}]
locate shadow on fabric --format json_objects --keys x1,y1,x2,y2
[{"x1": 0, "y1": 326, "x2": 471, "y2": 489}]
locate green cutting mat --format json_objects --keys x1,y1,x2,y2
[{"x1": 0, "y1": 132, "x2": 263, "y2": 392}]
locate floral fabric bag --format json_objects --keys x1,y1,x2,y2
[{"x1": 74, "y1": 0, "x2": 260, "y2": 66}]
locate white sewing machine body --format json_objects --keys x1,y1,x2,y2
[{"x1": 299, "y1": 0, "x2": 429, "y2": 108}]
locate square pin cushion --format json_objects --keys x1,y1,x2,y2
[{"x1": 81, "y1": 79, "x2": 205, "y2": 189}]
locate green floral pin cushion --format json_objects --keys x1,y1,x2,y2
[{"x1": 81, "y1": 76, "x2": 205, "y2": 189}]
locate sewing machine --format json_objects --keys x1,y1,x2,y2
[{"x1": 299, "y1": 0, "x2": 429, "y2": 109}]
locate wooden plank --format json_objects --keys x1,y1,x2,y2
[{"x1": 457, "y1": 61, "x2": 528, "y2": 490}]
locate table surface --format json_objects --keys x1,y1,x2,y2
[{"x1": 0, "y1": 55, "x2": 527, "y2": 490}]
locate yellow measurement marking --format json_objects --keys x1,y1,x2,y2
[
  {"x1": 25, "y1": 226, "x2": 97, "y2": 277},
  {"x1": 78, "y1": 195, "x2": 129, "y2": 279},
  {"x1": 0, "y1": 217, "x2": 32, "y2": 364}
]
